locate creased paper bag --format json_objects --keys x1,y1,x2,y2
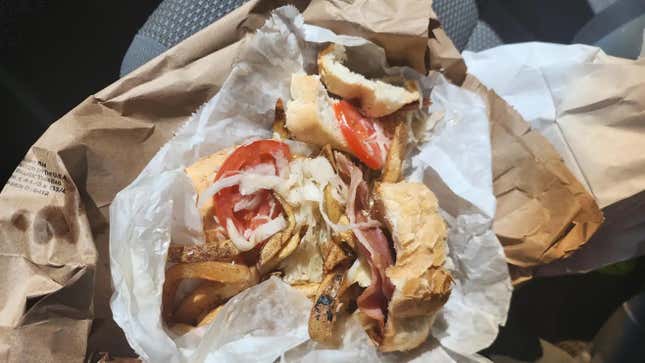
[
  {"x1": 0, "y1": 0, "x2": 601, "y2": 360},
  {"x1": 461, "y1": 76, "x2": 604, "y2": 282},
  {"x1": 464, "y1": 43, "x2": 645, "y2": 276}
]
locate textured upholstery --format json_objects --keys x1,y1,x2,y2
[
  {"x1": 120, "y1": 0, "x2": 246, "y2": 75},
  {"x1": 433, "y1": 0, "x2": 479, "y2": 51},
  {"x1": 140, "y1": 0, "x2": 246, "y2": 48},
  {"x1": 465, "y1": 21, "x2": 503, "y2": 52},
  {"x1": 120, "y1": 33, "x2": 168, "y2": 76},
  {"x1": 121, "y1": 0, "x2": 502, "y2": 76}
]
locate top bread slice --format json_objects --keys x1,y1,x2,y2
[
  {"x1": 374, "y1": 181, "x2": 452, "y2": 352},
  {"x1": 318, "y1": 44, "x2": 420, "y2": 117},
  {"x1": 285, "y1": 73, "x2": 350, "y2": 152}
]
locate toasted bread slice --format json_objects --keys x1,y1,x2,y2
[
  {"x1": 318, "y1": 44, "x2": 419, "y2": 117},
  {"x1": 185, "y1": 148, "x2": 232, "y2": 218},
  {"x1": 285, "y1": 74, "x2": 350, "y2": 152},
  {"x1": 374, "y1": 182, "x2": 452, "y2": 352},
  {"x1": 184, "y1": 148, "x2": 239, "y2": 256}
]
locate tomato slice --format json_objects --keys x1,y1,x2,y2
[
  {"x1": 215, "y1": 139, "x2": 291, "y2": 180},
  {"x1": 333, "y1": 100, "x2": 388, "y2": 170},
  {"x1": 213, "y1": 140, "x2": 291, "y2": 241}
]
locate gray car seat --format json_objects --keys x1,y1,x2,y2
[{"x1": 120, "y1": 0, "x2": 503, "y2": 76}]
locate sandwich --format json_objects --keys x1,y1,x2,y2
[
  {"x1": 161, "y1": 42, "x2": 451, "y2": 352},
  {"x1": 373, "y1": 182, "x2": 451, "y2": 351}
]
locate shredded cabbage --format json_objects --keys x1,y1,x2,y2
[
  {"x1": 198, "y1": 163, "x2": 281, "y2": 209},
  {"x1": 276, "y1": 157, "x2": 347, "y2": 224},
  {"x1": 274, "y1": 157, "x2": 346, "y2": 283},
  {"x1": 233, "y1": 194, "x2": 263, "y2": 212},
  {"x1": 272, "y1": 150, "x2": 289, "y2": 178},
  {"x1": 284, "y1": 139, "x2": 319, "y2": 157},
  {"x1": 238, "y1": 174, "x2": 283, "y2": 195},
  {"x1": 198, "y1": 174, "x2": 243, "y2": 209},
  {"x1": 227, "y1": 215, "x2": 287, "y2": 252},
  {"x1": 250, "y1": 215, "x2": 287, "y2": 242},
  {"x1": 226, "y1": 218, "x2": 255, "y2": 251}
]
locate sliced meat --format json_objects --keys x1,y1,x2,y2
[
  {"x1": 355, "y1": 259, "x2": 386, "y2": 336},
  {"x1": 335, "y1": 151, "x2": 395, "y2": 337}
]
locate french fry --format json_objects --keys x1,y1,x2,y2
[
  {"x1": 380, "y1": 120, "x2": 408, "y2": 183},
  {"x1": 291, "y1": 282, "x2": 321, "y2": 300},
  {"x1": 332, "y1": 215, "x2": 357, "y2": 251},
  {"x1": 168, "y1": 323, "x2": 194, "y2": 336},
  {"x1": 258, "y1": 226, "x2": 302, "y2": 275},
  {"x1": 321, "y1": 240, "x2": 354, "y2": 273},
  {"x1": 197, "y1": 305, "x2": 224, "y2": 327},
  {"x1": 272, "y1": 99, "x2": 290, "y2": 139},
  {"x1": 173, "y1": 281, "x2": 220, "y2": 325},
  {"x1": 308, "y1": 270, "x2": 346, "y2": 346},
  {"x1": 162, "y1": 261, "x2": 257, "y2": 322},
  {"x1": 173, "y1": 280, "x2": 249, "y2": 325},
  {"x1": 274, "y1": 226, "x2": 302, "y2": 262},
  {"x1": 323, "y1": 185, "x2": 344, "y2": 223},
  {"x1": 257, "y1": 194, "x2": 296, "y2": 271},
  {"x1": 322, "y1": 184, "x2": 358, "y2": 252}
]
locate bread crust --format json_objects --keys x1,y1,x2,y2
[
  {"x1": 184, "y1": 148, "x2": 241, "y2": 257},
  {"x1": 285, "y1": 74, "x2": 350, "y2": 152},
  {"x1": 318, "y1": 44, "x2": 419, "y2": 117},
  {"x1": 185, "y1": 148, "x2": 232, "y2": 218},
  {"x1": 374, "y1": 182, "x2": 452, "y2": 352}
]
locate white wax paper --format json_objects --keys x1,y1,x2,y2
[
  {"x1": 463, "y1": 42, "x2": 645, "y2": 208},
  {"x1": 110, "y1": 6, "x2": 511, "y2": 363},
  {"x1": 464, "y1": 43, "x2": 609, "y2": 197}
]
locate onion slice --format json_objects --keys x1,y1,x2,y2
[{"x1": 226, "y1": 215, "x2": 287, "y2": 252}]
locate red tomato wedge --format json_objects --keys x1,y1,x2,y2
[
  {"x1": 213, "y1": 140, "x2": 291, "y2": 240},
  {"x1": 333, "y1": 100, "x2": 388, "y2": 170}
]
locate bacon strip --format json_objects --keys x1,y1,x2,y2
[{"x1": 335, "y1": 152, "x2": 394, "y2": 336}]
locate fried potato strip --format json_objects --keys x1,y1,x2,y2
[
  {"x1": 323, "y1": 184, "x2": 343, "y2": 223},
  {"x1": 257, "y1": 194, "x2": 297, "y2": 273},
  {"x1": 197, "y1": 305, "x2": 224, "y2": 327},
  {"x1": 380, "y1": 119, "x2": 408, "y2": 183},
  {"x1": 162, "y1": 261, "x2": 257, "y2": 322},
  {"x1": 173, "y1": 280, "x2": 250, "y2": 325},
  {"x1": 321, "y1": 239, "x2": 354, "y2": 273},
  {"x1": 272, "y1": 99, "x2": 290, "y2": 139},
  {"x1": 308, "y1": 270, "x2": 346, "y2": 346}
]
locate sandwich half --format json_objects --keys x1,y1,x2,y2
[{"x1": 373, "y1": 181, "x2": 452, "y2": 352}]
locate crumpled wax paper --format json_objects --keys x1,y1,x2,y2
[
  {"x1": 110, "y1": 6, "x2": 511, "y2": 363},
  {"x1": 463, "y1": 42, "x2": 645, "y2": 274}
]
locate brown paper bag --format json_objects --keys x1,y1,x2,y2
[
  {"x1": 0, "y1": 0, "x2": 601, "y2": 360},
  {"x1": 461, "y1": 76, "x2": 604, "y2": 283}
]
